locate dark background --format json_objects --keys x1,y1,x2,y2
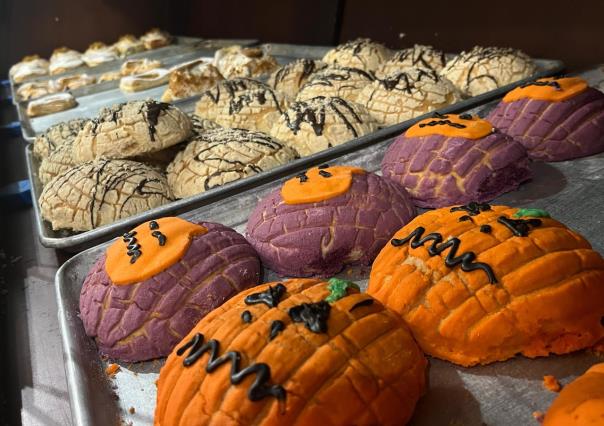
[{"x1": 1, "y1": 0, "x2": 604, "y2": 76}]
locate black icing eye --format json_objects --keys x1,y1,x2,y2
[
  {"x1": 318, "y1": 164, "x2": 330, "y2": 169},
  {"x1": 318, "y1": 170, "x2": 332, "y2": 178}
]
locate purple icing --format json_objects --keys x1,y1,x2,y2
[
  {"x1": 246, "y1": 172, "x2": 416, "y2": 277},
  {"x1": 79, "y1": 222, "x2": 261, "y2": 362},
  {"x1": 381, "y1": 130, "x2": 532, "y2": 208},
  {"x1": 487, "y1": 88, "x2": 604, "y2": 161}
]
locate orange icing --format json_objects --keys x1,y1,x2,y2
[
  {"x1": 105, "y1": 217, "x2": 207, "y2": 285},
  {"x1": 544, "y1": 363, "x2": 604, "y2": 426},
  {"x1": 503, "y1": 77, "x2": 588, "y2": 103},
  {"x1": 281, "y1": 166, "x2": 366, "y2": 205},
  {"x1": 405, "y1": 114, "x2": 494, "y2": 139}
]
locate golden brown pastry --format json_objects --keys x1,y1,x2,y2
[
  {"x1": 377, "y1": 44, "x2": 447, "y2": 78},
  {"x1": 270, "y1": 96, "x2": 378, "y2": 156},
  {"x1": 38, "y1": 140, "x2": 77, "y2": 186},
  {"x1": 190, "y1": 115, "x2": 221, "y2": 137},
  {"x1": 161, "y1": 60, "x2": 224, "y2": 102},
  {"x1": 120, "y1": 58, "x2": 162, "y2": 76},
  {"x1": 267, "y1": 58, "x2": 326, "y2": 100},
  {"x1": 26, "y1": 93, "x2": 77, "y2": 117},
  {"x1": 296, "y1": 66, "x2": 375, "y2": 103},
  {"x1": 49, "y1": 74, "x2": 96, "y2": 92},
  {"x1": 49, "y1": 47, "x2": 84, "y2": 75},
  {"x1": 10, "y1": 55, "x2": 49, "y2": 83},
  {"x1": 167, "y1": 127, "x2": 298, "y2": 198},
  {"x1": 73, "y1": 100, "x2": 192, "y2": 162},
  {"x1": 322, "y1": 38, "x2": 392, "y2": 72},
  {"x1": 213, "y1": 45, "x2": 279, "y2": 79},
  {"x1": 368, "y1": 203, "x2": 604, "y2": 366},
  {"x1": 33, "y1": 118, "x2": 89, "y2": 159},
  {"x1": 441, "y1": 46, "x2": 537, "y2": 96},
  {"x1": 98, "y1": 71, "x2": 121, "y2": 83},
  {"x1": 357, "y1": 67, "x2": 461, "y2": 126},
  {"x1": 39, "y1": 159, "x2": 174, "y2": 231},
  {"x1": 113, "y1": 34, "x2": 145, "y2": 56},
  {"x1": 16, "y1": 81, "x2": 51, "y2": 101},
  {"x1": 154, "y1": 278, "x2": 427, "y2": 426},
  {"x1": 82, "y1": 42, "x2": 119, "y2": 67},
  {"x1": 141, "y1": 28, "x2": 172, "y2": 50},
  {"x1": 119, "y1": 68, "x2": 170, "y2": 93}
]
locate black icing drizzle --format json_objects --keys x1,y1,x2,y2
[
  {"x1": 143, "y1": 101, "x2": 171, "y2": 142},
  {"x1": 349, "y1": 298, "x2": 374, "y2": 312},
  {"x1": 288, "y1": 301, "x2": 331, "y2": 333},
  {"x1": 244, "y1": 284, "x2": 287, "y2": 308},
  {"x1": 268, "y1": 320, "x2": 285, "y2": 340},
  {"x1": 391, "y1": 227, "x2": 497, "y2": 284},
  {"x1": 418, "y1": 119, "x2": 466, "y2": 129},
  {"x1": 518, "y1": 79, "x2": 562, "y2": 90},
  {"x1": 241, "y1": 310, "x2": 252, "y2": 323},
  {"x1": 151, "y1": 230, "x2": 167, "y2": 246},
  {"x1": 497, "y1": 216, "x2": 542, "y2": 237},
  {"x1": 480, "y1": 224, "x2": 492, "y2": 234},
  {"x1": 450, "y1": 202, "x2": 492, "y2": 216},
  {"x1": 273, "y1": 59, "x2": 323, "y2": 88},
  {"x1": 390, "y1": 45, "x2": 446, "y2": 72},
  {"x1": 176, "y1": 333, "x2": 286, "y2": 401},
  {"x1": 122, "y1": 230, "x2": 141, "y2": 263},
  {"x1": 378, "y1": 69, "x2": 439, "y2": 92}
]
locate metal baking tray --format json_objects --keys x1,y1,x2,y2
[
  {"x1": 27, "y1": 57, "x2": 564, "y2": 252},
  {"x1": 260, "y1": 43, "x2": 331, "y2": 60},
  {"x1": 56, "y1": 93, "x2": 604, "y2": 425}
]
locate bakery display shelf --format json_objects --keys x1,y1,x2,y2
[
  {"x1": 26, "y1": 58, "x2": 563, "y2": 252},
  {"x1": 56, "y1": 90, "x2": 604, "y2": 425}
]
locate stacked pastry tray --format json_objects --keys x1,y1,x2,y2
[
  {"x1": 56, "y1": 68, "x2": 604, "y2": 424},
  {"x1": 14, "y1": 37, "x2": 259, "y2": 140},
  {"x1": 26, "y1": 55, "x2": 563, "y2": 252}
]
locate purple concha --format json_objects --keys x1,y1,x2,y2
[
  {"x1": 79, "y1": 222, "x2": 261, "y2": 362},
  {"x1": 381, "y1": 130, "x2": 532, "y2": 208},
  {"x1": 246, "y1": 171, "x2": 416, "y2": 277},
  {"x1": 487, "y1": 87, "x2": 604, "y2": 161}
]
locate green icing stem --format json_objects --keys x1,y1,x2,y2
[
  {"x1": 513, "y1": 208, "x2": 551, "y2": 218},
  {"x1": 325, "y1": 278, "x2": 360, "y2": 303}
]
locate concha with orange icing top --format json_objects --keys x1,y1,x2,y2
[
  {"x1": 79, "y1": 217, "x2": 261, "y2": 362},
  {"x1": 367, "y1": 203, "x2": 604, "y2": 366},
  {"x1": 154, "y1": 278, "x2": 427, "y2": 426}
]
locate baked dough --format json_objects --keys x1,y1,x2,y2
[
  {"x1": 270, "y1": 96, "x2": 378, "y2": 156},
  {"x1": 166, "y1": 127, "x2": 298, "y2": 198},
  {"x1": 190, "y1": 115, "x2": 221, "y2": 137},
  {"x1": 33, "y1": 118, "x2": 89, "y2": 159},
  {"x1": 16, "y1": 81, "x2": 51, "y2": 101},
  {"x1": 322, "y1": 38, "x2": 392, "y2": 72},
  {"x1": 73, "y1": 100, "x2": 192, "y2": 162},
  {"x1": 267, "y1": 58, "x2": 326, "y2": 100},
  {"x1": 26, "y1": 93, "x2": 77, "y2": 117},
  {"x1": 50, "y1": 74, "x2": 96, "y2": 92},
  {"x1": 10, "y1": 55, "x2": 49, "y2": 83},
  {"x1": 49, "y1": 48, "x2": 84, "y2": 75},
  {"x1": 113, "y1": 34, "x2": 145, "y2": 56},
  {"x1": 357, "y1": 67, "x2": 461, "y2": 125},
  {"x1": 39, "y1": 159, "x2": 174, "y2": 231},
  {"x1": 98, "y1": 71, "x2": 121, "y2": 82},
  {"x1": 141, "y1": 28, "x2": 172, "y2": 50},
  {"x1": 441, "y1": 46, "x2": 537, "y2": 96},
  {"x1": 82, "y1": 42, "x2": 119, "y2": 67},
  {"x1": 161, "y1": 60, "x2": 224, "y2": 102},
  {"x1": 377, "y1": 44, "x2": 447, "y2": 78},
  {"x1": 120, "y1": 58, "x2": 162, "y2": 76},
  {"x1": 213, "y1": 45, "x2": 279, "y2": 79},
  {"x1": 296, "y1": 66, "x2": 375, "y2": 103},
  {"x1": 38, "y1": 140, "x2": 77, "y2": 186},
  {"x1": 119, "y1": 68, "x2": 170, "y2": 92},
  {"x1": 194, "y1": 78, "x2": 283, "y2": 133}
]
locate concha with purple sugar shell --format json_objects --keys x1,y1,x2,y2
[
  {"x1": 487, "y1": 77, "x2": 604, "y2": 162},
  {"x1": 381, "y1": 113, "x2": 532, "y2": 208},
  {"x1": 79, "y1": 218, "x2": 261, "y2": 362},
  {"x1": 246, "y1": 165, "x2": 416, "y2": 277}
]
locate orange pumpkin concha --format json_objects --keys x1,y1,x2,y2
[
  {"x1": 367, "y1": 202, "x2": 604, "y2": 367},
  {"x1": 155, "y1": 278, "x2": 427, "y2": 426},
  {"x1": 544, "y1": 363, "x2": 604, "y2": 426}
]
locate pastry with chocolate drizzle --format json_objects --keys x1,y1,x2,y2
[
  {"x1": 377, "y1": 44, "x2": 447, "y2": 78},
  {"x1": 296, "y1": 65, "x2": 375, "y2": 103},
  {"x1": 267, "y1": 58, "x2": 326, "y2": 100},
  {"x1": 322, "y1": 38, "x2": 393, "y2": 72},
  {"x1": 357, "y1": 67, "x2": 461, "y2": 126},
  {"x1": 381, "y1": 113, "x2": 532, "y2": 207},
  {"x1": 72, "y1": 100, "x2": 192, "y2": 162},
  {"x1": 270, "y1": 96, "x2": 377, "y2": 156},
  {"x1": 166, "y1": 127, "x2": 298, "y2": 198},
  {"x1": 39, "y1": 159, "x2": 174, "y2": 231},
  {"x1": 33, "y1": 118, "x2": 88, "y2": 159},
  {"x1": 487, "y1": 76, "x2": 604, "y2": 161},
  {"x1": 213, "y1": 45, "x2": 278, "y2": 79},
  {"x1": 440, "y1": 46, "x2": 537, "y2": 96},
  {"x1": 155, "y1": 278, "x2": 426, "y2": 425},
  {"x1": 368, "y1": 203, "x2": 604, "y2": 367},
  {"x1": 161, "y1": 60, "x2": 224, "y2": 102},
  {"x1": 79, "y1": 217, "x2": 260, "y2": 362},
  {"x1": 246, "y1": 165, "x2": 415, "y2": 277}
]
